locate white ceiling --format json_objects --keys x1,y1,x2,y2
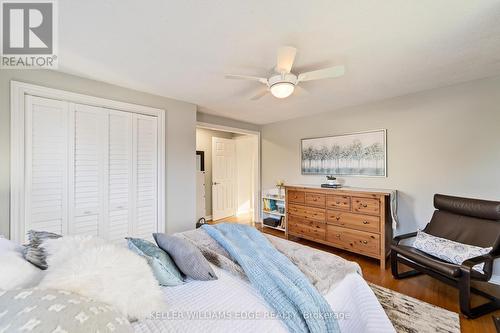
[{"x1": 58, "y1": 0, "x2": 500, "y2": 124}]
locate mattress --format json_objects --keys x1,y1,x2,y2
[{"x1": 133, "y1": 265, "x2": 395, "y2": 333}]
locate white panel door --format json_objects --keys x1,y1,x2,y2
[
  {"x1": 212, "y1": 137, "x2": 236, "y2": 221},
  {"x1": 107, "y1": 110, "x2": 133, "y2": 241},
  {"x1": 69, "y1": 103, "x2": 107, "y2": 237},
  {"x1": 133, "y1": 114, "x2": 158, "y2": 239},
  {"x1": 25, "y1": 96, "x2": 69, "y2": 237}
]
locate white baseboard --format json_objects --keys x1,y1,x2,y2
[{"x1": 204, "y1": 215, "x2": 212, "y2": 221}]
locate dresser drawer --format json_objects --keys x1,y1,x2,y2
[
  {"x1": 288, "y1": 190, "x2": 305, "y2": 204},
  {"x1": 326, "y1": 211, "x2": 380, "y2": 233},
  {"x1": 352, "y1": 197, "x2": 380, "y2": 216},
  {"x1": 326, "y1": 225, "x2": 380, "y2": 256},
  {"x1": 326, "y1": 195, "x2": 351, "y2": 211},
  {"x1": 288, "y1": 216, "x2": 325, "y2": 240},
  {"x1": 304, "y1": 206, "x2": 325, "y2": 222},
  {"x1": 305, "y1": 192, "x2": 326, "y2": 207},
  {"x1": 288, "y1": 203, "x2": 306, "y2": 218}
]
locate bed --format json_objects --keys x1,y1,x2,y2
[
  {"x1": 133, "y1": 265, "x2": 394, "y2": 333},
  {"x1": 133, "y1": 229, "x2": 396, "y2": 333},
  {"x1": 0, "y1": 227, "x2": 396, "y2": 333}
]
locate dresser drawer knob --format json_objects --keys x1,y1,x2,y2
[
  {"x1": 335, "y1": 201, "x2": 340, "y2": 204},
  {"x1": 362, "y1": 221, "x2": 369, "y2": 224},
  {"x1": 361, "y1": 203, "x2": 368, "y2": 208},
  {"x1": 362, "y1": 240, "x2": 368, "y2": 244},
  {"x1": 336, "y1": 216, "x2": 340, "y2": 221},
  {"x1": 336, "y1": 234, "x2": 340, "y2": 238}
]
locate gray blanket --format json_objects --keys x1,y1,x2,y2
[{"x1": 176, "y1": 228, "x2": 361, "y2": 295}]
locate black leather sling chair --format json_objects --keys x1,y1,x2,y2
[{"x1": 391, "y1": 194, "x2": 500, "y2": 318}]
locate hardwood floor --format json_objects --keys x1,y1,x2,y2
[
  {"x1": 256, "y1": 224, "x2": 499, "y2": 333},
  {"x1": 208, "y1": 213, "x2": 255, "y2": 226}
]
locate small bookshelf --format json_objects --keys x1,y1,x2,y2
[{"x1": 262, "y1": 189, "x2": 286, "y2": 232}]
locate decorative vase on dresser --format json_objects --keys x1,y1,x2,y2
[{"x1": 285, "y1": 185, "x2": 393, "y2": 269}]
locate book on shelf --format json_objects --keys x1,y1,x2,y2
[
  {"x1": 279, "y1": 216, "x2": 285, "y2": 228},
  {"x1": 262, "y1": 198, "x2": 277, "y2": 212}
]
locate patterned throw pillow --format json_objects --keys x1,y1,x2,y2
[
  {"x1": 23, "y1": 230, "x2": 62, "y2": 269},
  {"x1": 0, "y1": 288, "x2": 133, "y2": 332},
  {"x1": 153, "y1": 233, "x2": 217, "y2": 281},
  {"x1": 413, "y1": 231, "x2": 492, "y2": 272},
  {"x1": 126, "y1": 238, "x2": 184, "y2": 286}
]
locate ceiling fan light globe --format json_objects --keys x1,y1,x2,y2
[{"x1": 270, "y1": 82, "x2": 295, "y2": 99}]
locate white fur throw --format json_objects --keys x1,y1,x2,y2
[{"x1": 38, "y1": 235, "x2": 165, "y2": 320}]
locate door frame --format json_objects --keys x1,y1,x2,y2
[
  {"x1": 197, "y1": 121, "x2": 261, "y2": 223},
  {"x1": 10, "y1": 81, "x2": 166, "y2": 242}
]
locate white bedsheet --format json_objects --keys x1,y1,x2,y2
[{"x1": 133, "y1": 265, "x2": 394, "y2": 333}]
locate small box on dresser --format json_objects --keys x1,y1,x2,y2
[{"x1": 285, "y1": 185, "x2": 393, "y2": 269}]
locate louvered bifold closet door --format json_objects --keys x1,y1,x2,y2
[
  {"x1": 25, "y1": 96, "x2": 69, "y2": 237},
  {"x1": 133, "y1": 114, "x2": 158, "y2": 240},
  {"x1": 69, "y1": 104, "x2": 107, "y2": 237},
  {"x1": 108, "y1": 110, "x2": 133, "y2": 242}
]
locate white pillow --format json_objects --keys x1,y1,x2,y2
[
  {"x1": 413, "y1": 231, "x2": 492, "y2": 272},
  {"x1": 38, "y1": 235, "x2": 166, "y2": 320},
  {"x1": 0, "y1": 236, "x2": 22, "y2": 253},
  {"x1": 0, "y1": 238, "x2": 42, "y2": 290}
]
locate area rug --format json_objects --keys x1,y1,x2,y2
[{"x1": 369, "y1": 283, "x2": 460, "y2": 333}]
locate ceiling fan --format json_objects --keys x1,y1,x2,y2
[{"x1": 225, "y1": 46, "x2": 345, "y2": 100}]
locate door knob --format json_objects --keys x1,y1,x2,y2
[{"x1": 213, "y1": 182, "x2": 219, "y2": 185}]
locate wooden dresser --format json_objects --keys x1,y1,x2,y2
[{"x1": 285, "y1": 185, "x2": 393, "y2": 269}]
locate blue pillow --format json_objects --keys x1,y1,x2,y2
[{"x1": 126, "y1": 237, "x2": 184, "y2": 286}]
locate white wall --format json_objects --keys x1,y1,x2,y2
[
  {"x1": 261, "y1": 75, "x2": 500, "y2": 235},
  {"x1": 0, "y1": 70, "x2": 197, "y2": 237},
  {"x1": 195, "y1": 128, "x2": 233, "y2": 218},
  {"x1": 235, "y1": 135, "x2": 258, "y2": 216}
]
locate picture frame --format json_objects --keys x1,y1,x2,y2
[{"x1": 301, "y1": 129, "x2": 387, "y2": 177}]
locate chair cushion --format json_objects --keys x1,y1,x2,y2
[
  {"x1": 434, "y1": 194, "x2": 500, "y2": 221},
  {"x1": 392, "y1": 244, "x2": 489, "y2": 280},
  {"x1": 392, "y1": 244, "x2": 463, "y2": 277}
]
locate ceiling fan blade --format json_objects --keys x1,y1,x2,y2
[
  {"x1": 275, "y1": 46, "x2": 297, "y2": 73},
  {"x1": 250, "y1": 89, "x2": 268, "y2": 100},
  {"x1": 294, "y1": 85, "x2": 310, "y2": 96},
  {"x1": 297, "y1": 65, "x2": 345, "y2": 82},
  {"x1": 225, "y1": 74, "x2": 268, "y2": 85}
]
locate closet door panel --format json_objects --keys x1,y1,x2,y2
[
  {"x1": 26, "y1": 96, "x2": 69, "y2": 236},
  {"x1": 134, "y1": 115, "x2": 158, "y2": 239},
  {"x1": 70, "y1": 104, "x2": 107, "y2": 237},
  {"x1": 108, "y1": 111, "x2": 133, "y2": 241}
]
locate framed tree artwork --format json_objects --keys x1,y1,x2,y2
[{"x1": 301, "y1": 129, "x2": 386, "y2": 177}]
